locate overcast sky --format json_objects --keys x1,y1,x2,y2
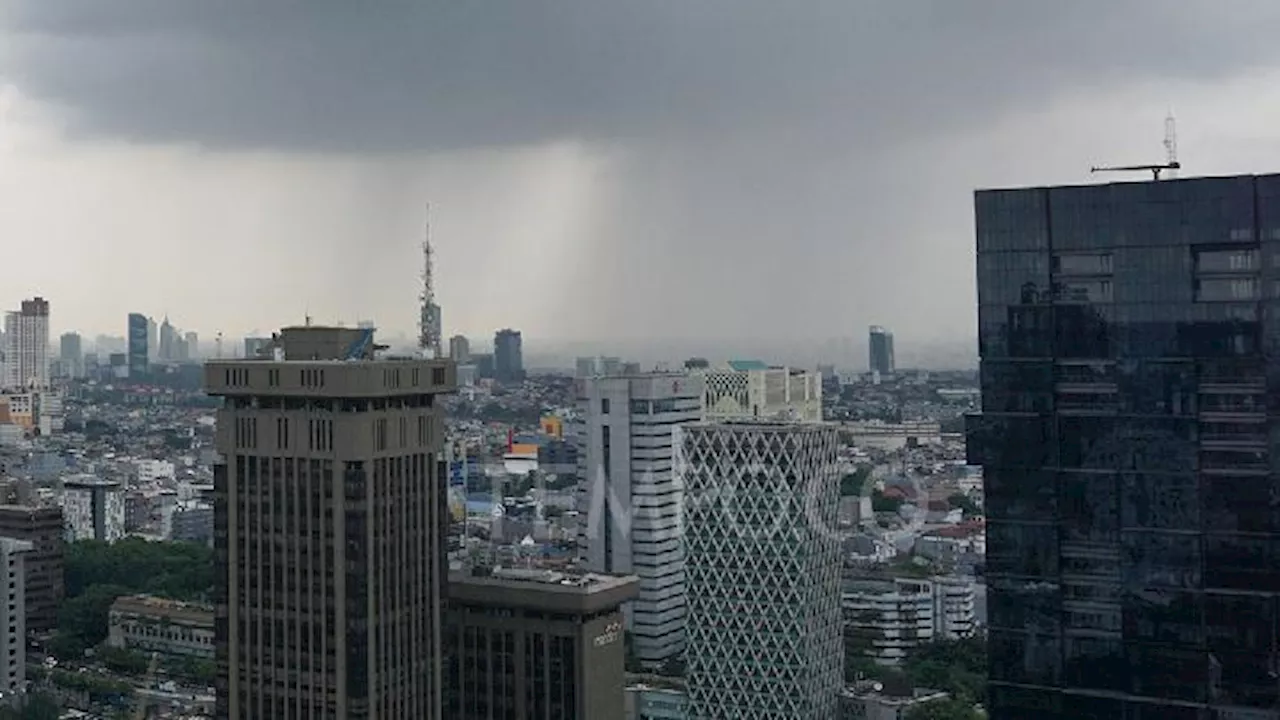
[{"x1": 5, "y1": 1, "x2": 1280, "y2": 358}]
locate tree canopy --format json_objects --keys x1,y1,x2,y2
[{"x1": 65, "y1": 538, "x2": 213, "y2": 601}]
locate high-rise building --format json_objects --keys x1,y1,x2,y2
[
  {"x1": 868, "y1": 325, "x2": 894, "y2": 376},
  {"x1": 447, "y1": 335, "x2": 470, "y2": 363},
  {"x1": 147, "y1": 317, "x2": 158, "y2": 359},
  {"x1": 576, "y1": 372, "x2": 704, "y2": 667},
  {"x1": 184, "y1": 331, "x2": 200, "y2": 360},
  {"x1": 127, "y1": 313, "x2": 149, "y2": 380},
  {"x1": 697, "y1": 360, "x2": 823, "y2": 421},
  {"x1": 63, "y1": 477, "x2": 126, "y2": 543},
  {"x1": 444, "y1": 567, "x2": 638, "y2": 719},
  {"x1": 206, "y1": 325, "x2": 455, "y2": 719},
  {"x1": 574, "y1": 356, "x2": 597, "y2": 378},
  {"x1": 3, "y1": 297, "x2": 50, "y2": 390},
  {"x1": 0, "y1": 506, "x2": 64, "y2": 633},
  {"x1": 0, "y1": 538, "x2": 31, "y2": 697},
  {"x1": 968, "y1": 173, "x2": 1280, "y2": 718},
  {"x1": 494, "y1": 329, "x2": 524, "y2": 382},
  {"x1": 679, "y1": 421, "x2": 843, "y2": 719},
  {"x1": 159, "y1": 316, "x2": 177, "y2": 361},
  {"x1": 59, "y1": 332, "x2": 82, "y2": 379}
]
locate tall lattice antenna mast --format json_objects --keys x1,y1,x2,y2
[
  {"x1": 1164, "y1": 111, "x2": 1179, "y2": 179},
  {"x1": 418, "y1": 204, "x2": 443, "y2": 358}
]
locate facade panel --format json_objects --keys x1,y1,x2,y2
[{"x1": 972, "y1": 174, "x2": 1280, "y2": 718}]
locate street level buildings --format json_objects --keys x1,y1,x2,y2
[
  {"x1": 970, "y1": 173, "x2": 1280, "y2": 718},
  {"x1": 108, "y1": 595, "x2": 215, "y2": 660},
  {"x1": 0, "y1": 506, "x2": 64, "y2": 633},
  {"x1": 679, "y1": 421, "x2": 843, "y2": 720},
  {"x1": 206, "y1": 326, "x2": 455, "y2": 720},
  {"x1": 444, "y1": 567, "x2": 638, "y2": 719},
  {"x1": 576, "y1": 373, "x2": 704, "y2": 668}
]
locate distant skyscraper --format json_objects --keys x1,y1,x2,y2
[
  {"x1": 184, "y1": 331, "x2": 199, "y2": 360},
  {"x1": 126, "y1": 313, "x2": 149, "y2": 379},
  {"x1": 3, "y1": 297, "x2": 50, "y2": 390},
  {"x1": 448, "y1": 335, "x2": 470, "y2": 363},
  {"x1": 206, "y1": 326, "x2": 455, "y2": 719},
  {"x1": 969, "y1": 173, "x2": 1280, "y2": 717},
  {"x1": 59, "y1": 332, "x2": 83, "y2": 379},
  {"x1": 868, "y1": 325, "x2": 895, "y2": 376},
  {"x1": 679, "y1": 421, "x2": 843, "y2": 719},
  {"x1": 493, "y1": 329, "x2": 524, "y2": 382},
  {"x1": 158, "y1": 316, "x2": 178, "y2": 361},
  {"x1": 577, "y1": 372, "x2": 704, "y2": 667},
  {"x1": 575, "y1": 356, "x2": 597, "y2": 377},
  {"x1": 146, "y1": 317, "x2": 158, "y2": 359}
]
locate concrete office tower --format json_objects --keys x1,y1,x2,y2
[
  {"x1": 159, "y1": 316, "x2": 177, "y2": 361},
  {"x1": 62, "y1": 477, "x2": 126, "y2": 543},
  {"x1": 576, "y1": 372, "x2": 704, "y2": 667},
  {"x1": 0, "y1": 538, "x2": 31, "y2": 697},
  {"x1": 447, "y1": 335, "x2": 470, "y2": 363},
  {"x1": 146, "y1": 316, "x2": 158, "y2": 359},
  {"x1": 698, "y1": 360, "x2": 823, "y2": 422},
  {"x1": 205, "y1": 325, "x2": 455, "y2": 720},
  {"x1": 127, "y1": 313, "x2": 149, "y2": 379},
  {"x1": 968, "y1": 173, "x2": 1280, "y2": 717},
  {"x1": 494, "y1": 328, "x2": 524, "y2": 382},
  {"x1": 3, "y1": 297, "x2": 50, "y2": 390},
  {"x1": 574, "y1": 356, "x2": 597, "y2": 378},
  {"x1": 59, "y1": 332, "x2": 82, "y2": 379},
  {"x1": 0, "y1": 506, "x2": 64, "y2": 633},
  {"x1": 868, "y1": 325, "x2": 894, "y2": 376},
  {"x1": 185, "y1": 331, "x2": 199, "y2": 360},
  {"x1": 444, "y1": 567, "x2": 639, "y2": 719},
  {"x1": 679, "y1": 421, "x2": 843, "y2": 720}
]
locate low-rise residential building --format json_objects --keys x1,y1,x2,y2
[
  {"x1": 107, "y1": 594, "x2": 215, "y2": 659},
  {"x1": 62, "y1": 476, "x2": 125, "y2": 543},
  {"x1": 626, "y1": 682, "x2": 688, "y2": 720},
  {"x1": 843, "y1": 576, "x2": 976, "y2": 665}
]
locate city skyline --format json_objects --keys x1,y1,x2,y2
[{"x1": 8, "y1": 4, "x2": 1280, "y2": 345}]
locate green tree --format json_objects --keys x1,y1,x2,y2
[
  {"x1": 902, "y1": 636, "x2": 988, "y2": 704},
  {"x1": 840, "y1": 466, "x2": 873, "y2": 496},
  {"x1": 64, "y1": 538, "x2": 213, "y2": 601},
  {"x1": 98, "y1": 646, "x2": 150, "y2": 675},
  {"x1": 872, "y1": 490, "x2": 904, "y2": 513},
  {"x1": 51, "y1": 583, "x2": 131, "y2": 658},
  {"x1": 946, "y1": 493, "x2": 980, "y2": 516},
  {"x1": 0, "y1": 693, "x2": 61, "y2": 720}
]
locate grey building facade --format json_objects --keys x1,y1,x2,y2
[
  {"x1": 868, "y1": 326, "x2": 895, "y2": 376},
  {"x1": 206, "y1": 326, "x2": 456, "y2": 719},
  {"x1": 494, "y1": 329, "x2": 524, "y2": 383},
  {"x1": 969, "y1": 174, "x2": 1280, "y2": 719},
  {"x1": 0, "y1": 506, "x2": 63, "y2": 633},
  {"x1": 444, "y1": 567, "x2": 638, "y2": 720},
  {"x1": 127, "y1": 313, "x2": 148, "y2": 379}
]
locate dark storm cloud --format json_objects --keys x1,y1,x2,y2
[{"x1": 5, "y1": 0, "x2": 1280, "y2": 154}]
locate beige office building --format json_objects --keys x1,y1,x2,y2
[
  {"x1": 205, "y1": 326, "x2": 455, "y2": 720},
  {"x1": 445, "y1": 567, "x2": 638, "y2": 720}
]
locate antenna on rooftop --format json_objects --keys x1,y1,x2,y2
[
  {"x1": 214, "y1": 332, "x2": 223, "y2": 359},
  {"x1": 1091, "y1": 113, "x2": 1182, "y2": 180}
]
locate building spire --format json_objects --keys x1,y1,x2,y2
[{"x1": 419, "y1": 203, "x2": 443, "y2": 358}]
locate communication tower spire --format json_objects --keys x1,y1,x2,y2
[
  {"x1": 1164, "y1": 110, "x2": 1179, "y2": 179},
  {"x1": 418, "y1": 204, "x2": 443, "y2": 358}
]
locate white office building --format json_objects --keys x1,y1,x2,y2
[
  {"x1": 680, "y1": 421, "x2": 843, "y2": 720},
  {"x1": 697, "y1": 361, "x2": 823, "y2": 422},
  {"x1": 577, "y1": 372, "x2": 704, "y2": 667},
  {"x1": 2, "y1": 298, "x2": 50, "y2": 391},
  {"x1": 62, "y1": 476, "x2": 126, "y2": 543},
  {"x1": 0, "y1": 537, "x2": 31, "y2": 699},
  {"x1": 842, "y1": 576, "x2": 977, "y2": 665}
]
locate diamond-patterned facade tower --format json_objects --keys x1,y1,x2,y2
[{"x1": 678, "y1": 421, "x2": 843, "y2": 720}]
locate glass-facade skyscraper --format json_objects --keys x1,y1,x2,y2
[
  {"x1": 970, "y1": 174, "x2": 1280, "y2": 719},
  {"x1": 126, "y1": 312, "x2": 148, "y2": 379}
]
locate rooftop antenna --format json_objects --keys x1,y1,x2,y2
[
  {"x1": 1091, "y1": 114, "x2": 1182, "y2": 180},
  {"x1": 419, "y1": 203, "x2": 443, "y2": 359},
  {"x1": 214, "y1": 332, "x2": 223, "y2": 359}
]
